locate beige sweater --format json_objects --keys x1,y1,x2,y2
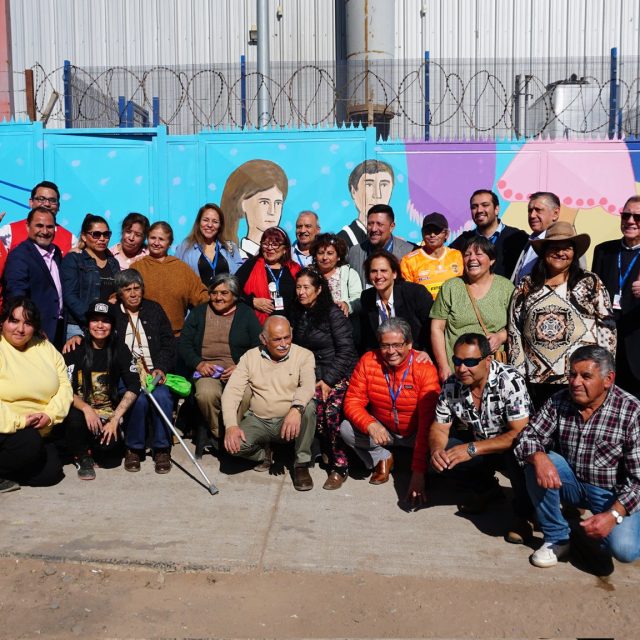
[{"x1": 222, "y1": 344, "x2": 316, "y2": 424}]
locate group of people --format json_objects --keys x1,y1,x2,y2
[{"x1": 0, "y1": 177, "x2": 639, "y2": 573}]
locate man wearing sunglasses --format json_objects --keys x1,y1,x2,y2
[
  {"x1": 592, "y1": 196, "x2": 640, "y2": 399},
  {"x1": 0, "y1": 181, "x2": 77, "y2": 257},
  {"x1": 428, "y1": 333, "x2": 534, "y2": 544}
]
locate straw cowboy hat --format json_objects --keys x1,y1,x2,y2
[{"x1": 530, "y1": 221, "x2": 590, "y2": 258}]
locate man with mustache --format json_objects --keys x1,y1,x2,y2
[
  {"x1": 222, "y1": 316, "x2": 317, "y2": 491},
  {"x1": 347, "y1": 204, "x2": 415, "y2": 286},
  {"x1": 3, "y1": 207, "x2": 65, "y2": 348},
  {"x1": 291, "y1": 211, "x2": 320, "y2": 268}
]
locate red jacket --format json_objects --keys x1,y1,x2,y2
[
  {"x1": 10, "y1": 219, "x2": 75, "y2": 256},
  {"x1": 344, "y1": 349, "x2": 440, "y2": 472}
]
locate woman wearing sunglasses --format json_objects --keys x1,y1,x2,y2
[{"x1": 61, "y1": 214, "x2": 121, "y2": 339}]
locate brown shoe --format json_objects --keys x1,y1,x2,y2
[
  {"x1": 369, "y1": 454, "x2": 394, "y2": 485},
  {"x1": 293, "y1": 466, "x2": 313, "y2": 491},
  {"x1": 322, "y1": 470, "x2": 347, "y2": 490},
  {"x1": 154, "y1": 451, "x2": 172, "y2": 474},
  {"x1": 253, "y1": 445, "x2": 273, "y2": 472},
  {"x1": 124, "y1": 450, "x2": 141, "y2": 473},
  {"x1": 505, "y1": 517, "x2": 534, "y2": 544}
]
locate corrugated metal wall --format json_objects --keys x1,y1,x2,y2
[{"x1": 9, "y1": 0, "x2": 640, "y2": 135}]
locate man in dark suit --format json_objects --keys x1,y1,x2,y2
[
  {"x1": 451, "y1": 189, "x2": 528, "y2": 280},
  {"x1": 3, "y1": 207, "x2": 65, "y2": 348},
  {"x1": 592, "y1": 195, "x2": 640, "y2": 398}
]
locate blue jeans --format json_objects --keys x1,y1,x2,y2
[
  {"x1": 124, "y1": 384, "x2": 174, "y2": 450},
  {"x1": 525, "y1": 451, "x2": 640, "y2": 563}
]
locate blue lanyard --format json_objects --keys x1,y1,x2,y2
[
  {"x1": 292, "y1": 245, "x2": 307, "y2": 267},
  {"x1": 618, "y1": 250, "x2": 640, "y2": 292},
  {"x1": 383, "y1": 237, "x2": 394, "y2": 252},
  {"x1": 266, "y1": 265, "x2": 283, "y2": 293},
  {"x1": 383, "y1": 354, "x2": 413, "y2": 409},
  {"x1": 198, "y1": 241, "x2": 220, "y2": 273}
]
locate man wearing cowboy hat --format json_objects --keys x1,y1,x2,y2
[
  {"x1": 592, "y1": 196, "x2": 640, "y2": 398},
  {"x1": 507, "y1": 221, "x2": 617, "y2": 410}
]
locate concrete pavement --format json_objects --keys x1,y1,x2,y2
[{"x1": 2, "y1": 445, "x2": 639, "y2": 587}]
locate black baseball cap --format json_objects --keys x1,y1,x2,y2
[
  {"x1": 87, "y1": 300, "x2": 115, "y2": 322},
  {"x1": 421, "y1": 212, "x2": 449, "y2": 231}
]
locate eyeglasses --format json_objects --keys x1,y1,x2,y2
[
  {"x1": 261, "y1": 241, "x2": 283, "y2": 249},
  {"x1": 32, "y1": 195, "x2": 59, "y2": 205},
  {"x1": 452, "y1": 355, "x2": 484, "y2": 367},
  {"x1": 423, "y1": 227, "x2": 446, "y2": 236},
  {"x1": 86, "y1": 230, "x2": 113, "y2": 240},
  {"x1": 621, "y1": 211, "x2": 640, "y2": 224},
  {"x1": 379, "y1": 342, "x2": 406, "y2": 351}
]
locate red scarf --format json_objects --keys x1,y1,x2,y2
[{"x1": 243, "y1": 256, "x2": 301, "y2": 324}]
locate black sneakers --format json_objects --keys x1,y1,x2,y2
[
  {"x1": 0, "y1": 478, "x2": 20, "y2": 493},
  {"x1": 76, "y1": 455, "x2": 96, "y2": 481}
]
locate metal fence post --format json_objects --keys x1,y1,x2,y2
[
  {"x1": 241, "y1": 54, "x2": 247, "y2": 128},
  {"x1": 424, "y1": 50, "x2": 430, "y2": 141},
  {"x1": 608, "y1": 47, "x2": 618, "y2": 140},
  {"x1": 118, "y1": 96, "x2": 126, "y2": 127},
  {"x1": 152, "y1": 97, "x2": 160, "y2": 127},
  {"x1": 63, "y1": 60, "x2": 72, "y2": 128}
]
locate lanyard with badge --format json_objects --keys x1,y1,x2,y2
[
  {"x1": 293, "y1": 245, "x2": 307, "y2": 267},
  {"x1": 266, "y1": 265, "x2": 285, "y2": 311},
  {"x1": 384, "y1": 354, "x2": 413, "y2": 429},
  {"x1": 198, "y1": 241, "x2": 220, "y2": 274},
  {"x1": 614, "y1": 250, "x2": 640, "y2": 310}
]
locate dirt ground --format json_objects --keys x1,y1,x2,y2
[{"x1": 0, "y1": 555, "x2": 633, "y2": 639}]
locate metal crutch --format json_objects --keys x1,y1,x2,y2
[{"x1": 142, "y1": 378, "x2": 219, "y2": 495}]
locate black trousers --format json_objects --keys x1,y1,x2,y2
[
  {"x1": 63, "y1": 406, "x2": 122, "y2": 464},
  {"x1": 0, "y1": 429, "x2": 63, "y2": 486}
]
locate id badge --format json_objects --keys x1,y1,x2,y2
[
  {"x1": 273, "y1": 296, "x2": 285, "y2": 311},
  {"x1": 392, "y1": 407, "x2": 399, "y2": 429},
  {"x1": 613, "y1": 293, "x2": 622, "y2": 310}
]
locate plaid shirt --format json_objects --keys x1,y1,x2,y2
[
  {"x1": 514, "y1": 386, "x2": 640, "y2": 514},
  {"x1": 434, "y1": 360, "x2": 531, "y2": 440}
]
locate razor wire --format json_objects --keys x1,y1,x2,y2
[{"x1": 26, "y1": 60, "x2": 640, "y2": 139}]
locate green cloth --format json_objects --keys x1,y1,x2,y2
[{"x1": 429, "y1": 275, "x2": 514, "y2": 369}]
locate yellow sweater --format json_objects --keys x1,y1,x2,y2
[
  {"x1": 221, "y1": 345, "x2": 316, "y2": 425},
  {"x1": 0, "y1": 337, "x2": 73, "y2": 436}
]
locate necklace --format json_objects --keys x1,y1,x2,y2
[{"x1": 470, "y1": 388, "x2": 483, "y2": 400}]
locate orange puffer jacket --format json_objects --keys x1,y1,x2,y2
[{"x1": 344, "y1": 349, "x2": 440, "y2": 472}]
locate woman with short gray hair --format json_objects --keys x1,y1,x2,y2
[{"x1": 112, "y1": 269, "x2": 177, "y2": 474}]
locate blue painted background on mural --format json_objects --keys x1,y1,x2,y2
[{"x1": 0, "y1": 120, "x2": 639, "y2": 257}]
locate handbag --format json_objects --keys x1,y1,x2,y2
[{"x1": 464, "y1": 283, "x2": 508, "y2": 363}]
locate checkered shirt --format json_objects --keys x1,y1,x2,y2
[
  {"x1": 434, "y1": 360, "x2": 531, "y2": 440},
  {"x1": 514, "y1": 386, "x2": 640, "y2": 514}
]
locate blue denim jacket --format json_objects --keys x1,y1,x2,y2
[{"x1": 61, "y1": 250, "x2": 120, "y2": 327}]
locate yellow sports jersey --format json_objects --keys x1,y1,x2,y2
[{"x1": 400, "y1": 246, "x2": 463, "y2": 298}]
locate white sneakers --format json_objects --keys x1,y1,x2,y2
[{"x1": 530, "y1": 541, "x2": 571, "y2": 568}]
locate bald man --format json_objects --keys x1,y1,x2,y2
[{"x1": 221, "y1": 316, "x2": 317, "y2": 490}]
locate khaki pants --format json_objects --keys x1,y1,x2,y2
[
  {"x1": 195, "y1": 378, "x2": 251, "y2": 438},
  {"x1": 231, "y1": 402, "x2": 316, "y2": 466}
]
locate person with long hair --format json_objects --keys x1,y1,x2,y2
[
  {"x1": 175, "y1": 203, "x2": 244, "y2": 286},
  {"x1": 508, "y1": 221, "x2": 616, "y2": 409},
  {"x1": 0, "y1": 297, "x2": 72, "y2": 491},
  {"x1": 61, "y1": 214, "x2": 120, "y2": 339},
  {"x1": 309, "y1": 233, "x2": 362, "y2": 316},
  {"x1": 220, "y1": 159, "x2": 288, "y2": 257},
  {"x1": 62, "y1": 301, "x2": 140, "y2": 480},
  {"x1": 290, "y1": 268, "x2": 358, "y2": 489},
  {"x1": 109, "y1": 212, "x2": 150, "y2": 269},
  {"x1": 430, "y1": 236, "x2": 514, "y2": 383},
  {"x1": 235, "y1": 226, "x2": 301, "y2": 324},
  {"x1": 132, "y1": 221, "x2": 208, "y2": 336}
]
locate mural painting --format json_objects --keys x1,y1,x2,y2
[{"x1": 0, "y1": 122, "x2": 637, "y2": 267}]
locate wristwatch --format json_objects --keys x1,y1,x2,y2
[
  {"x1": 291, "y1": 404, "x2": 305, "y2": 416},
  {"x1": 610, "y1": 509, "x2": 624, "y2": 525},
  {"x1": 467, "y1": 442, "x2": 478, "y2": 458}
]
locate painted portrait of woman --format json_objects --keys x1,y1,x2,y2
[{"x1": 220, "y1": 159, "x2": 289, "y2": 257}]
